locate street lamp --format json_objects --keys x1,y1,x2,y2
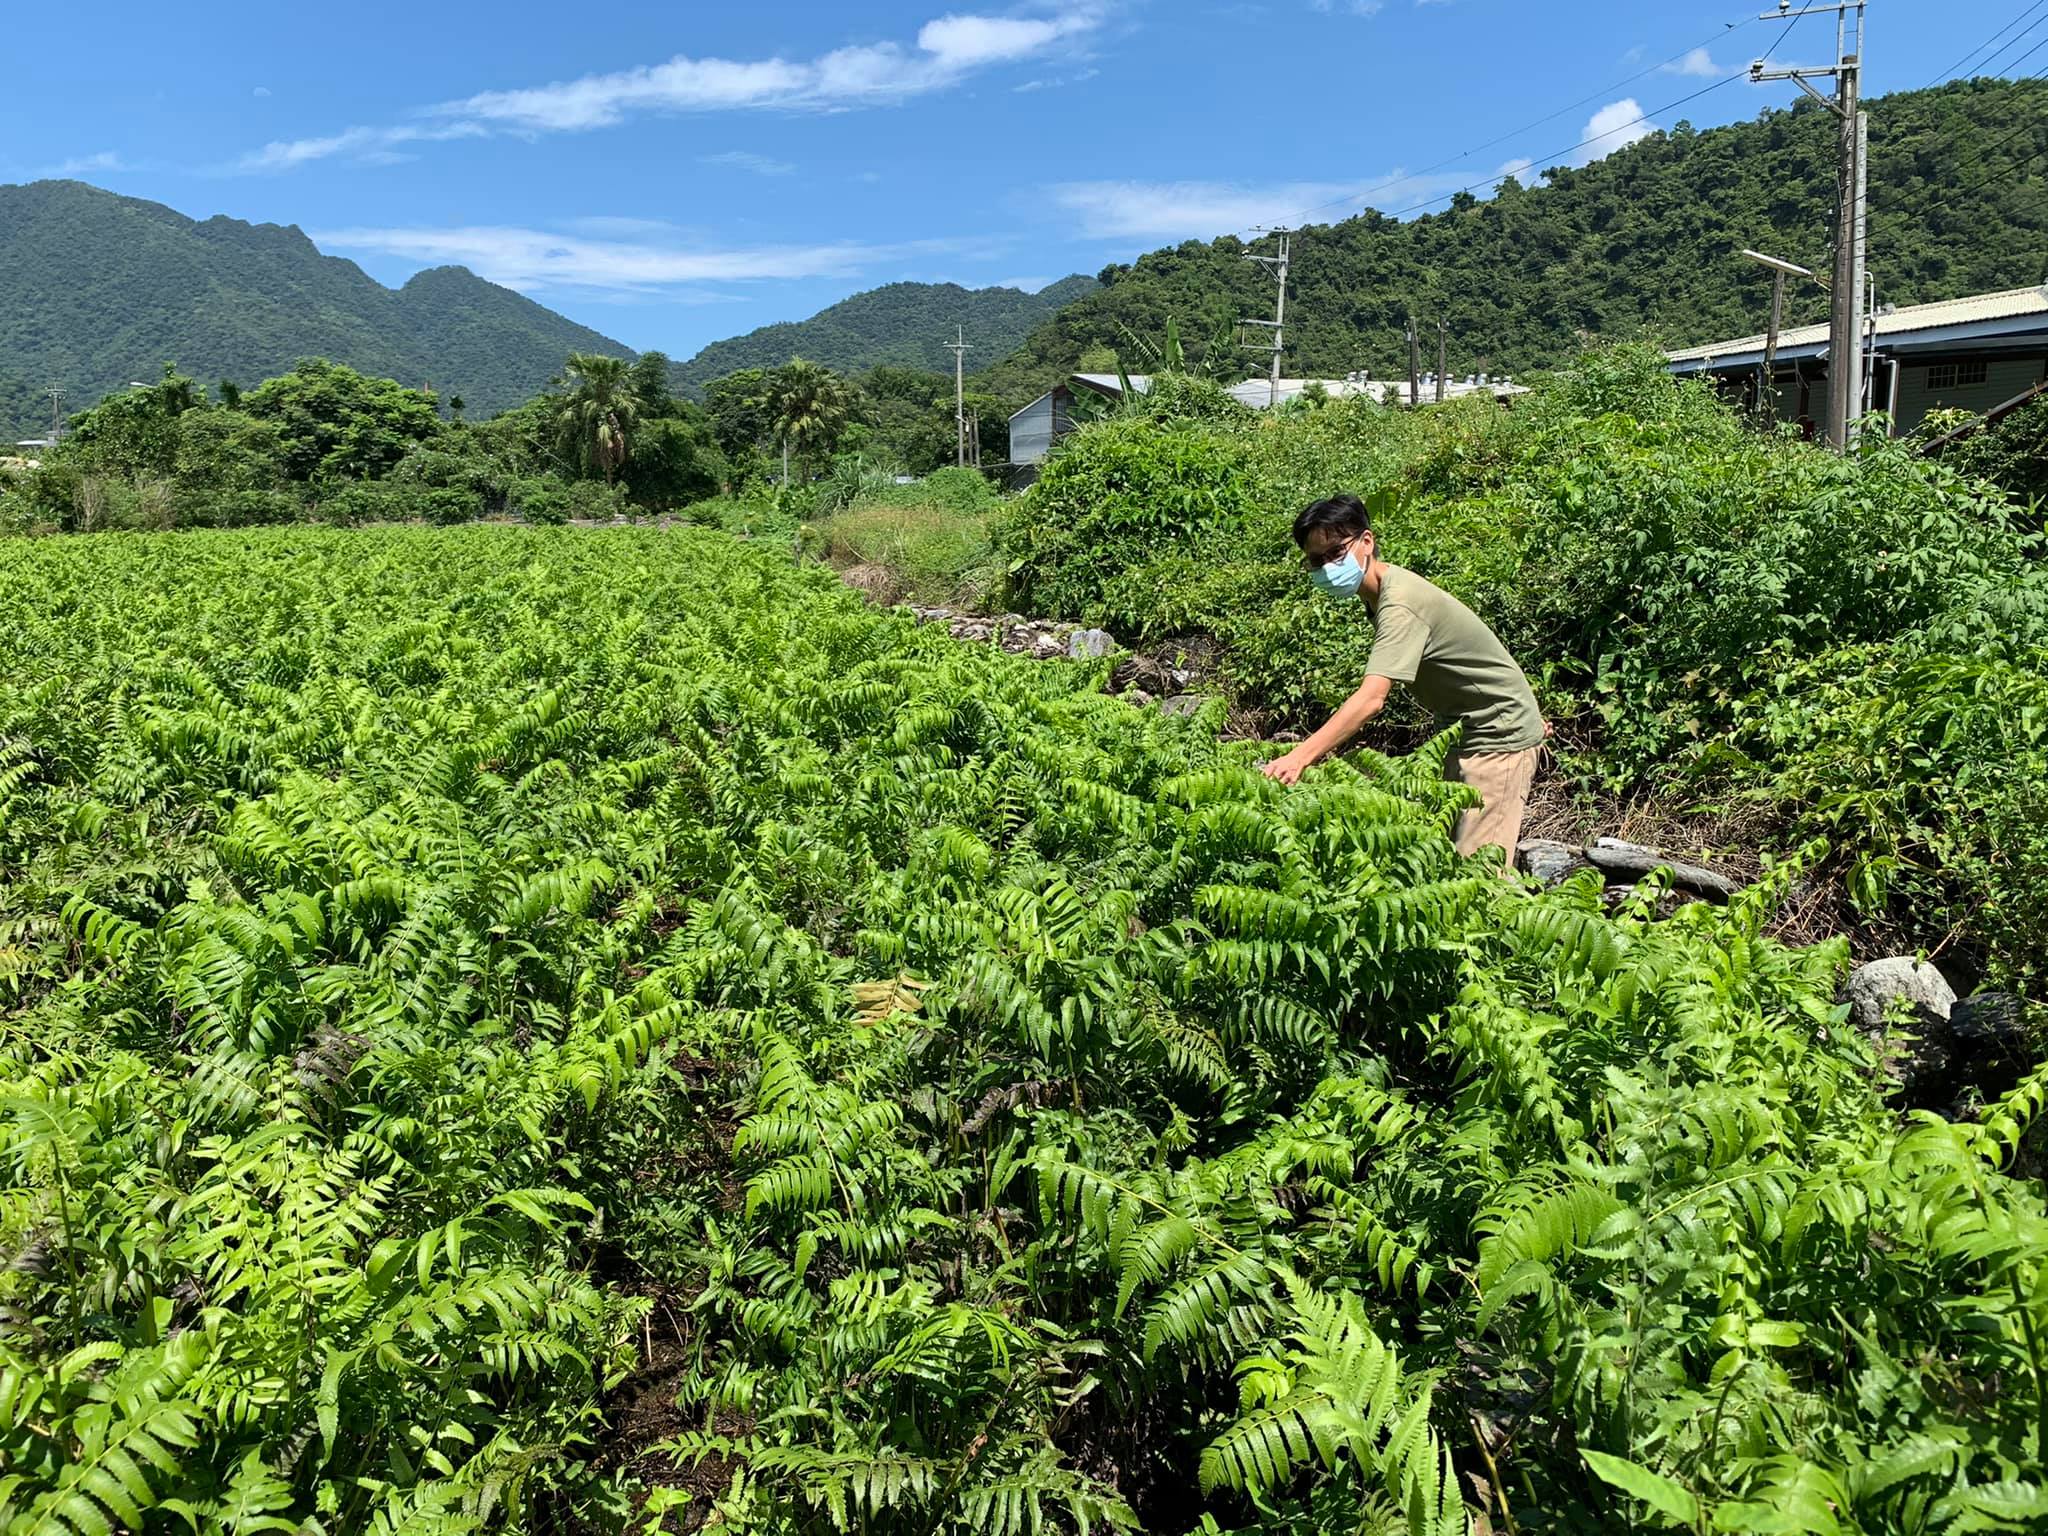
[{"x1": 1740, "y1": 248, "x2": 1818, "y2": 425}]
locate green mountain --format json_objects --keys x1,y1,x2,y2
[
  {"x1": 980, "y1": 77, "x2": 2048, "y2": 407},
  {"x1": 670, "y1": 275, "x2": 1096, "y2": 396},
  {"x1": 0, "y1": 179, "x2": 632, "y2": 435}
]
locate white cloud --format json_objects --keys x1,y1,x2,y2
[
  {"x1": 232, "y1": 122, "x2": 485, "y2": 173},
  {"x1": 1309, "y1": 0, "x2": 1383, "y2": 14},
  {"x1": 253, "y1": 85, "x2": 272, "y2": 98},
  {"x1": 1496, "y1": 156, "x2": 1534, "y2": 182},
  {"x1": 994, "y1": 274, "x2": 1054, "y2": 291},
  {"x1": 430, "y1": 8, "x2": 1099, "y2": 132},
  {"x1": 1576, "y1": 99, "x2": 1655, "y2": 164},
  {"x1": 700, "y1": 149, "x2": 796, "y2": 176},
  {"x1": 1662, "y1": 46, "x2": 1722, "y2": 78},
  {"x1": 308, "y1": 223, "x2": 997, "y2": 294},
  {"x1": 42, "y1": 150, "x2": 126, "y2": 176},
  {"x1": 1047, "y1": 169, "x2": 1483, "y2": 240}
]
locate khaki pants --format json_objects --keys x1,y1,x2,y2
[{"x1": 1445, "y1": 745, "x2": 1541, "y2": 863}]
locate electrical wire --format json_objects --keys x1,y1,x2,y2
[
  {"x1": 1926, "y1": 0, "x2": 2048, "y2": 86},
  {"x1": 1255, "y1": 10, "x2": 1771, "y2": 232},
  {"x1": 1927, "y1": 64, "x2": 2048, "y2": 201},
  {"x1": 1370, "y1": 65, "x2": 1760, "y2": 225},
  {"x1": 1281, "y1": 11, "x2": 1805, "y2": 234}
]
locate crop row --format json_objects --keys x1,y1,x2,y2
[{"x1": 1, "y1": 527, "x2": 2045, "y2": 1535}]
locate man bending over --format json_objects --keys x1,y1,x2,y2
[{"x1": 1261, "y1": 493, "x2": 1547, "y2": 861}]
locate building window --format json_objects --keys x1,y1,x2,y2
[{"x1": 1926, "y1": 360, "x2": 1989, "y2": 390}]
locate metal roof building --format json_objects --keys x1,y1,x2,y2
[
  {"x1": 1008, "y1": 372, "x2": 1529, "y2": 477},
  {"x1": 1665, "y1": 284, "x2": 2048, "y2": 433}
]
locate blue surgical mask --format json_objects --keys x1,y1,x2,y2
[{"x1": 1310, "y1": 549, "x2": 1365, "y2": 599}]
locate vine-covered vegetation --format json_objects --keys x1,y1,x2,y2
[
  {"x1": 995, "y1": 351, "x2": 2048, "y2": 987},
  {"x1": 3, "y1": 526, "x2": 2047, "y2": 1535}
]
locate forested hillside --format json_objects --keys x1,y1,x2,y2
[
  {"x1": 979, "y1": 77, "x2": 2048, "y2": 406},
  {"x1": 671, "y1": 274, "x2": 1095, "y2": 396},
  {"x1": 0, "y1": 180, "x2": 633, "y2": 434}
]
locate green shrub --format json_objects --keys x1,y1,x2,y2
[
  {"x1": 897, "y1": 463, "x2": 998, "y2": 513},
  {"x1": 1004, "y1": 417, "x2": 1255, "y2": 615},
  {"x1": 678, "y1": 492, "x2": 799, "y2": 540}
]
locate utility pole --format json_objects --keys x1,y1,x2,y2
[
  {"x1": 947, "y1": 327, "x2": 969, "y2": 468},
  {"x1": 1435, "y1": 319, "x2": 1448, "y2": 403},
  {"x1": 1752, "y1": 0, "x2": 1867, "y2": 451},
  {"x1": 1407, "y1": 318, "x2": 1421, "y2": 409},
  {"x1": 1241, "y1": 228, "x2": 1292, "y2": 408},
  {"x1": 47, "y1": 385, "x2": 64, "y2": 444}
]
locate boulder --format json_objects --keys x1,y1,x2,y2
[
  {"x1": 1843, "y1": 956, "x2": 1958, "y2": 1036},
  {"x1": 1159, "y1": 694, "x2": 1207, "y2": 718},
  {"x1": 1844, "y1": 957, "x2": 1962, "y2": 1107},
  {"x1": 1585, "y1": 837, "x2": 1741, "y2": 901},
  {"x1": 1948, "y1": 992, "x2": 2037, "y2": 1101},
  {"x1": 1517, "y1": 838, "x2": 1588, "y2": 887},
  {"x1": 1068, "y1": 627, "x2": 1117, "y2": 660}
]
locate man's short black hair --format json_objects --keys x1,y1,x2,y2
[{"x1": 1293, "y1": 493, "x2": 1373, "y2": 547}]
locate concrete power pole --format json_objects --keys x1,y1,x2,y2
[
  {"x1": 1241, "y1": 229, "x2": 1292, "y2": 408},
  {"x1": 1407, "y1": 319, "x2": 1422, "y2": 408},
  {"x1": 1753, "y1": 1, "x2": 1867, "y2": 451},
  {"x1": 1436, "y1": 319, "x2": 1448, "y2": 404},
  {"x1": 47, "y1": 385, "x2": 65, "y2": 443},
  {"x1": 947, "y1": 327, "x2": 969, "y2": 468}
]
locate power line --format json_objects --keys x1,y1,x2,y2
[
  {"x1": 1262, "y1": 10, "x2": 1772, "y2": 230},
  {"x1": 1926, "y1": 0, "x2": 2048, "y2": 86},
  {"x1": 1373, "y1": 69, "x2": 1753, "y2": 224},
  {"x1": 1987, "y1": 28, "x2": 2048, "y2": 79},
  {"x1": 1356, "y1": 12, "x2": 1804, "y2": 228},
  {"x1": 1931, "y1": 65, "x2": 2048, "y2": 200}
]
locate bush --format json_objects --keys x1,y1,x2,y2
[
  {"x1": 509, "y1": 477, "x2": 572, "y2": 525},
  {"x1": 1003, "y1": 418, "x2": 1255, "y2": 615},
  {"x1": 677, "y1": 492, "x2": 798, "y2": 540}
]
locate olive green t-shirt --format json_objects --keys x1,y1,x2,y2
[{"x1": 1363, "y1": 565, "x2": 1545, "y2": 753}]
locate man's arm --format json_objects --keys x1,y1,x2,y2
[{"x1": 1261, "y1": 673, "x2": 1393, "y2": 784}]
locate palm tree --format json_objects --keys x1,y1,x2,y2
[
  {"x1": 760, "y1": 358, "x2": 856, "y2": 486},
  {"x1": 555, "y1": 353, "x2": 639, "y2": 485}
]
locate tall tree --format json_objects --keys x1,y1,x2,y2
[
  {"x1": 761, "y1": 358, "x2": 856, "y2": 485},
  {"x1": 555, "y1": 353, "x2": 640, "y2": 486},
  {"x1": 629, "y1": 351, "x2": 676, "y2": 418}
]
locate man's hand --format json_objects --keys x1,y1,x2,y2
[{"x1": 1261, "y1": 748, "x2": 1313, "y2": 785}]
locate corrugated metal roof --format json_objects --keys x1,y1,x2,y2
[
  {"x1": 1070, "y1": 373, "x2": 1152, "y2": 396},
  {"x1": 1665, "y1": 284, "x2": 2048, "y2": 365}
]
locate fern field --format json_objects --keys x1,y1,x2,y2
[{"x1": 2, "y1": 527, "x2": 2045, "y2": 1536}]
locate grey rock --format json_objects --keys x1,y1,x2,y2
[
  {"x1": 1951, "y1": 992, "x2": 2030, "y2": 1050},
  {"x1": 1844, "y1": 957, "x2": 1957, "y2": 1036},
  {"x1": 1159, "y1": 694, "x2": 1207, "y2": 718},
  {"x1": 1517, "y1": 838, "x2": 1588, "y2": 887},
  {"x1": 1585, "y1": 837, "x2": 1741, "y2": 900},
  {"x1": 1124, "y1": 689, "x2": 1154, "y2": 707},
  {"x1": 1068, "y1": 627, "x2": 1117, "y2": 660},
  {"x1": 1947, "y1": 993, "x2": 2036, "y2": 1103},
  {"x1": 1270, "y1": 729, "x2": 1304, "y2": 744},
  {"x1": 1031, "y1": 633, "x2": 1065, "y2": 656}
]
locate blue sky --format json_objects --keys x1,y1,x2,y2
[{"x1": 3, "y1": 1, "x2": 2036, "y2": 361}]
